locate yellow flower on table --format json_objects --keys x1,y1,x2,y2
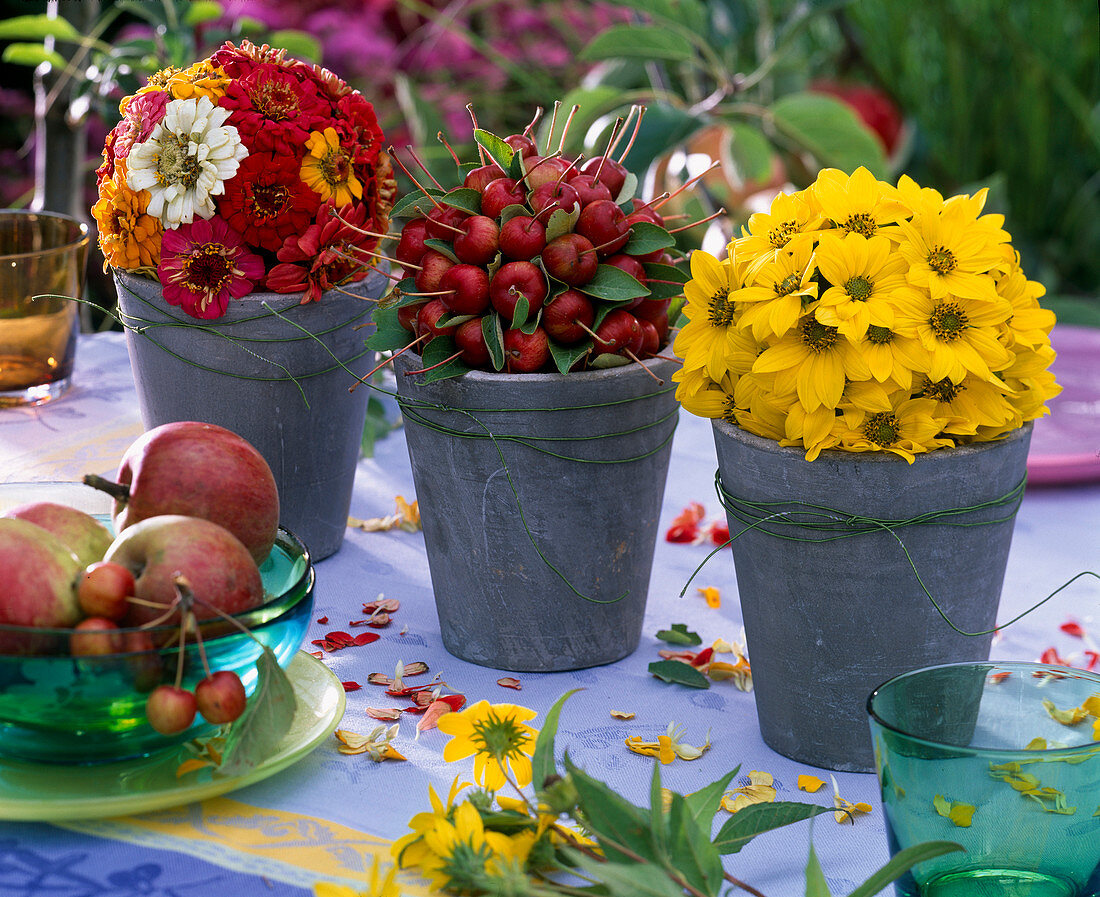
[
  {"x1": 437, "y1": 700, "x2": 538, "y2": 791},
  {"x1": 421, "y1": 801, "x2": 526, "y2": 893}
]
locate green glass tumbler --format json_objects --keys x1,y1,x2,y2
[{"x1": 868, "y1": 661, "x2": 1100, "y2": 897}]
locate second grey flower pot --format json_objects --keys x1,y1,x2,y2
[
  {"x1": 114, "y1": 267, "x2": 388, "y2": 561},
  {"x1": 394, "y1": 354, "x2": 680, "y2": 672},
  {"x1": 711, "y1": 419, "x2": 1032, "y2": 772}
]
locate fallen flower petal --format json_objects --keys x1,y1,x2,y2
[
  {"x1": 354, "y1": 632, "x2": 380, "y2": 646},
  {"x1": 610, "y1": 710, "x2": 635, "y2": 720},
  {"x1": 316, "y1": 616, "x2": 328, "y2": 625},
  {"x1": 665, "y1": 522, "x2": 699, "y2": 543},
  {"x1": 367, "y1": 672, "x2": 393, "y2": 686},
  {"x1": 1061, "y1": 621, "x2": 1086, "y2": 638},
  {"x1": 497, "y1": 677, "x2": 522, "y2": 690},
  {"x1": 175, "y1": 757, "x2": 213, "y2": 778},
  {"x1": 933, "y1": 795, "x2": 975, "y2": 827},
  {"x1": 831, "y1": 774, "x2": 873, "y2": 824},
  {"x1": 366, "y1": 613, "x2": 391, "y2": 628},
  {"x1": 363, "y1": 597, "x2": 401, "y2": 615},
  {"x1": 325, "y1": 631, "x2": 357, "y2": 647},
  {"x1": 1041, "y1": 647, "x2": 1070, "y2": 666},
  {"x1": 335, "y1": 724, "x2": 404, "y2": 762},
  {"x1": 417, "y1": 699, "x2": 454, "y2": 734},
  {"x1": 342, "y1": 681, "x2": 361, "y2": 692},
  {"x1": 798, "y1": 775, "x2": 826, "y2": 793},
  {"x1": 708, "y1": 521, "x2": 730, "y2": 545},
  {"x1": 697, "y1": 586, "x2": 721, "y2": 608},
  {"x1": 722, "y1": 770, "x2": 776, "y2": 813},
  {"x1": 402, "y1": 661, "x2": 430, "y2": 677},
  {"x1": 1043, "y1": 698, "x2": 1088, "y2": 726},
  {"x1": 366, "y1": 707, "x2": 402, "y2": 721}
]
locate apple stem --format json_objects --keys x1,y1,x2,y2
[
  {"x1": 326, "y1": 207, "x2": 399, "y2": 241},
  {"x1": 544, "y1": 100, "x2": 562, "y2": 154},
  {"x1": 557, "y1": 103, "x2": 581, "y2": 153},
  {"x1": 520, "y1": 150, "x2": 563, "y2": 189},
  {"x1": 350, "y1": 333, "x2": 430, "y2": 392},
  {"x1": 521, "y1": 105, "x2": 543, "y2": 138},
  {"x1": 617, "y1": 104, "x2": 647, "y2": 164},
  {"x1": 667, "y1": 207, "x2": 726, "y2": 234},
  {"x1": 632, "y1": 191, "x2": 672, "y2": 215},
  {"x1": 437, "y1": 130, "x2": 462, "y2": 168},
  {"x1": 191, "y1": 610, "x2": 212, "y2": 679},
  {"x1": 624, "y1": 348, "x2": 664, "y2": 384},
  {"x1": 608, "y1": 106, "x2": 636, "y2": 158},
  {"x1": 574, "y1": 319, "x2": 610, "y2": 348},
  {"x1": 82, "y1": 473, "x2": 130, "y2": 503},
  {"x1": 188, "y1": 593, "x2": 265, "y2": 645},
  {"x1": 555, "y1": 153, "x2": 584, "y2": 189},
  {"x1": 652, "y1": 353, "x2": 681, "y2": 363},
  {"x1": 652, "y1": 161, "x2": 721, "y2": 210},
  {"x1": 404, "y1": 145, "x2": 445, "y2": 190},
  {"x1": 388, "y1": 146, "x2": 444, "y2": 211},
  {"x1": 404, "y1": 349, "x2": 464, "y2": 376},
  {"x1": 594, "y1": 117, "x2": 624, "y2": 183},
  {"x1": 465, "y1": 104, "x2": 487, "y2": 165}
]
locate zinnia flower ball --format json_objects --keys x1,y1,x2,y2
[
  {"x1": 92, "y1": 40, "x2": 396, "y2": 319},
  {"x1": 674, "y1": 167, "x2": 1061, "y2": 462}
]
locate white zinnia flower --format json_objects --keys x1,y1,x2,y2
[{"x1": 127, "y1": 96, "x2": 247, "y2": 227}]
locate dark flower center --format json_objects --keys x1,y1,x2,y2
[
  {"x1": 250, "y1": 77, "x2": 299, "y2": 121},
  {"x1": 799, "y1": 317, "x2": 838, "y2": 353},
  {"x1": 707, "y1": 287, "x2": 735, "y2": 327},
  {"x1": 251, "y1": 181, "x2": 291, "y2": 219},
  {"x1": 156, "y1": 134, "x2": 201, "y2": 190},
  {"x1": 320, "y1": 146, "x2": 354, "y2": 187},
  {"x1": 183, "y1": 245, "x2": 232, "y2": 292},
  {"x1": 769, "y1": 220, "x2": 798, "y2": 248},
  {"x1": 775, "y1": 273, "x2": 802, "y2": 296},
  {"x1": 845, "y1": 275, "x2": 874, "y2": 302},
  {"x1": 841, "y1": 212, "x2": 877, "y2": 237},
  {"x1": 927, "y1": 245, "x2": 957, "y2": 275},
  {"x1": 862, "y1": 412, "x2": 900, "y2": 446},
  {"x1": 929, "y1": 302, "x2": 968, "y2": 341},
  {"x1": 866, "y1": 325, "x2": 894, "y2": 345},
  {"x1": 920, "y1": 376, "x2": 963, "y2": 402}
]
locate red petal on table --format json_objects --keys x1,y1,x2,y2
[
  {"x1": 437, "y1": 694, "x2": 466, "y2": 711},
  {"x1": 325, "y1": 631, "x2": 357, "y2": 647},
  {"x1": 497, "y1": 677, "x2": 522, "y2": 690},
  {"x1": 1041, "y1": 647, "x2": 1070, "y2": 666},
  {"x1": 386, "y1": 680, "x2": 442, "y2": 697},
  {"x1": 363, "y1": 598, "x2": 400, "y2": 614},
  {"x1": 665, "y1": 522, "x2": 699, "y2": 543},
  {"x1": 342, "y1": 681, "x2": 361, "y2": 692},
  {"x1": 311, "y1": 639, "x2": 340, "y2": 652},
  {"x1": 988, "y1": 670, "x2": 1012, "y2": 683},
  {"x1": 410, "y1": 690, "x2": 435, "y2": 707},
  {"x1": 401, "y1": 704, "x2": 428, "y2": 714},
  {"x1": 1084, "y1": 651, "x2": 1100, "y2": 670},
  {"x1": 402, "y1": 661, "x2": 430, "y2": 676},
  {"x1": 368, "y1": 673, "x2": 394, "y2": 686},
  {"x1": 658, "y1": 649, "x2": 698, "y2": 662},
  {"x1": 366, "y1": 613, "x2": 391, "y2": 628},
  {"x1": 690, "y1": 647, "x2": 714, "y2": 668},
  {"x1": 1060, "y1": 621, "x2": 1086, "y2": 638},
  {"x1": 354, "y1": 632, "x2": 380, "y2": 646},
  {"x1": 316, "y1": 616, "x2": 329, "y2": 625},
  {"x1": 709, "y1": 522, "x2": 730, "y2": 545},
  {"x1": 307, "y1": 650, "x2": 324, "y2": 659},
  {"x1": 348, "y1": 619, "x2": 368, "y2": 626},
  {"x1": 366, "y1": 707, "x2": 402, "y2": 720}
]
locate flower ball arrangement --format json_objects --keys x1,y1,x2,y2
[
  {"x1": 370, "y1": 107, "x2": 703, "y2": 378},
  {"x1": 92, "y1": 40, "x2": 396, "y2": 319},
  {"x1": 675, "y1": 167, "x2": 1061, "y2": 461}
]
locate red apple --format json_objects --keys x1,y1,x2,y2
[
  {"x1": 0, "y1": 518, "x2": 83, "y2": 628},
  {"x1": 3, "y1": 501, "x2": 112, "y2": 567}
]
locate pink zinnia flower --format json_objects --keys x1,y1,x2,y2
[
  {"x1": 114, "y1": 90, "x2": 169, "y2": 159},
  {"x1": 158, "y1": 216, "x2": 265, "y2": 319}
]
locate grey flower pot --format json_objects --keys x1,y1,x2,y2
[
  {"x1": 393, "y1": 353, "x2": 680, "y2": 672},
  {"x1": 114, "y1": 268, "x2": 388, "y2": 560},
  {"x1": 711, "y1": 419, "x2": 1032, "y2": 772}
]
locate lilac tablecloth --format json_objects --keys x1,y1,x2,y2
[{"x1": 0, "y1": 330, "x2": 1096, "y2": 896}]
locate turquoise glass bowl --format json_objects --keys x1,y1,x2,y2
[{"x1": 0, "y1": 527, "x2": 314, "y2": 764}]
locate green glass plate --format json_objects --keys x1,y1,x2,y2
[{"x1": 0, "y1": 651, "x2": 344, "y2": 820}]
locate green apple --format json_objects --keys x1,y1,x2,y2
[{"x1": 3, "y1": 501, "x2": 112, "y2": 568}]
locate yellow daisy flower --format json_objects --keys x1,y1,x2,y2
[
  {"x1": 674, "y1": 249, "x2": 741, "y2": 381},
  {"x1": 916, "y1": 374, "x2": 1020, "y2": 436},
  {"x1": 897, "y1": 194, "x2": 1008, "y2": 303},
  {"x1": 811, "y1": 166, "x2": 908, "y2": 239},
  {"x1": 735, "y1": 188, "x2": 826, "y2": 257},
  {"x1": 837, "y1": 395, "x2": 953, "y2": 462},
  {"x1": 783, "y1": 403, "x2": 842, "y2": 461},
  {"x1": 166, "y1": 60, "x2": 230, "y2": 102},
  {"x1": 752, "y1": 315, "x2": 872, "y2": 412},
  {"x1": 302, "y1": 127, "x2": 363, "y2": 206},
  {"x1": 893, "y1": 290, "x2": 1013, "y2": 383},
  {"x1": 437, "y1": 701, "x2": 537, "y2": 791},
  {"x1": 990, "y1": 369, "x2": 1060, "y2": 432},
  {"x1": 735, "y1": 238, "x2": 818, "y2": 341},
  {"x1": 675, "y1": 368, "x2": 736, "y2": 420},
  {"x1": 997, "y1": 262, "x2": 1056, "y2": 350},
  {"x1": 856, "y1": 324, "x2": 930, "y2": 391},
  {"x1": 392, "y1": 775, "x2": 466, "y2": 869},
  {"x1": 814, "y1": 232, "x2": 909, "y2": 339},
  {"x1": 421, "y1": 801, "x2": 519, "y2": 893}
]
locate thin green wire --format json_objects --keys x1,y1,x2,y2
[{"x1": 678, "y1": 469, "x2": 1096, "y2": 638}]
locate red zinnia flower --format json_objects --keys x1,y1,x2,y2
[
  {"x1": 218, "y1": 63, "x2": 330, "y2": 154},
  {"x1": 333, "y1": 91, "x2": 384, "y2": 167},
  {"x1": 219, "y1": 152, "x2": 321, "y2": 252},
  {"x1": 158, "y1": 216, "x2": 265, "y2": 319},
  {"x1": 267, "y1": 200, "x2": 379, "y2": 303}
]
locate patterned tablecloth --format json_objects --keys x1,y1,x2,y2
[{"x1": 0, "y1": 331, "x2": 1096, "y2": 897}]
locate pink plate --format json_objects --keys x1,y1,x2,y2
[{"x1": 1027, "y1": 324, "x2": 1100, "y2": 486}]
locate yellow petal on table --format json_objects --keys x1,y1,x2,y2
[
  {"x1": 1043, "y1": 698, "x2": 1088, "y2": 726},
  {"x1": 348, "y1": 496, "x2": 421, "y2": 534},
  {"x1": 831, "y1": 774, "x2": 873, "y2": 824},
  {"x1": 175, "y1": 757, "x2": 214, "y2": 778},
  {"x1": 393, "y1": 495, "x2": 421, "y2": 532},
  {"x1": 798, "y1": 775, "x2": 826, "y2": 793},
  {"x1": 610, "y1": 710, "x2": 635, "y2": 720},
  {"x1": 625, "y1": 736, "x2": 661, "y2": 758},
  {"x1": 721, "y1": 770, "x2": 776, "y2": 813},
  {"x1": 697, "y1": 586, "x2": 721, "y2": 608},
  {"x1": 1025, "y1": 737, "x2": 1048, "y2": 750},
  {"x1": 656, "y1": 735, "x2": 675, "y2": 765},
  {"x1": 933, "y1": 794, "x2": 976, "y2": 827}
]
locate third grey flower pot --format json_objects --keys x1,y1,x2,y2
[
  {"x1": 394, "y1": 354, "x2": 680, "y2": 672},
  {"x1": 114, "y1": 267, "x2": 388, "y2": 561},
  {"x1": 711, "y1": 420, "x2": 1033, "y2": 772}
]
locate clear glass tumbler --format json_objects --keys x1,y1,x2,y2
[
  {"x1": 868, "y1": 661, "x2": 1100, "y2": 897},
  {"x1": 0, "y1": 210, "x2": 89, "y2": 406}
]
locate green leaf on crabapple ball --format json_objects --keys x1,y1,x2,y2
[
  {"x1": 391, "y1": 189, "x2": 444, "y2": 219},
  {"x1": 614, "y1": 170, "x2": 639, "y2": 205},
  {"x1": 482, "y1": 313, "x2": 505, "y2": 371},
  {"x1": 499, "y1": 204, "x2": 530, "y2": 224},
  {"x1": 545, "y1": 206, "x2": 581, "y2": 242},
  {"x1": 519, "y1": 309, "x2": 543, "y2": 336},
  {"x1": 473, "y1": 128, "x2": 515, "y2": 174},
  {"x1": 423, "y1": 238, "x2": 459, "y2": 263},
  {"x1": 656, "y1": 622, "x2": 702, "y2": 645},
  {"x1": 624, "y1": 222, "x2": 675, "y2": 256},
  {"x1": 418, "y1": 336, "x2": 471, "y2": 384},
  {"x1": 510, "y1": 295, "x2": 531, "y2": 331},
  {"x1": 648, "y1": 659, "x2": 710, "y2": 689},
  {"x1": 218, "y1": 647, "x2": 297, "y2": 776},
  {"x1": 550, "y1": 339, "x2": 592, "y2": 375},
  {"x1": 441, "y1": 187, "x2": 483, "y2": 215},
  {"x1": 365, "y1": 305, "x2": 413, "y2": 352},
  {"x1": 577, "y1": 265, "x2": 649, "y2": 303}
]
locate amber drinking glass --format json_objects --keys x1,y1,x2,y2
[{"x1": 0, "y1": 210, "x2": 88, "y2": 406}]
